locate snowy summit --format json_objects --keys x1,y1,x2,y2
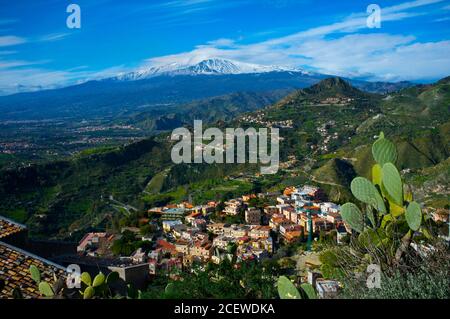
[{"x1": 112, "y1": 58, "x2": 309, "y2": 81}]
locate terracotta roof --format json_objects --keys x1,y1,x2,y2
[
  {"x1": 271, "y1": 216, "x2": 289, "y2": 224},
  {"x1": 251, "y1": 226, "x2": 271, "y2": 231},
  {"x1": 303, "y1": 206, "x2": 320, "y2": 211},
  {"x1": 156, "y1": 239, "x2": 177, "y2": 254},
  {"x1": 0, "y1": 216, "x2": 26, "y2": 240},
  {"x1": 0, "y1": 241, "x2": 65, "y2": 299},
  {"x1": 77, "y1": 232, "x2": 107, "y2": 250},
  {"x1": 194, "y1": 241, "x2": 212, "y2": 249},
  {"x1": 285, "y1": 231, "x2": 302, "y2": 240},
  {"x1": 187, "y1": 212, "x2": 202, "y2": 218}
]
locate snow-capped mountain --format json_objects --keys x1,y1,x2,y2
[{"x1": 112, "y1": 58, "x2": 311, "y2": 81}]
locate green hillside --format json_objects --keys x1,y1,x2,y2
[
  {"x1": 0, "y1": 77, "x2": 448, "y2": 239},
  {"x1": 0, "y1": 138, "x2": 172, "y2": 238},
  {"x1": 127, "y1": 90, "x2": 291, "y2": 131},
  {"x1": 242, "y1": 77, "x2": 449, "y2": 205}
]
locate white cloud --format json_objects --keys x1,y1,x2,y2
[
  {"x1": 0, "y1": 62, "x2": 133, "y2": 95},
  {"x1": 383, "y1": 0, "x2": 444, "y2": 13},
  {"x1": 0, "y1": 67, "x2": 79, "y2": 94},
  {"x1": 142, "y1": 0, "x2": 450, "y2": 81},
  {"x1": 127, "y1": 0, "x2": 245, "y2": 29},
  {"x1": 149, "y1": 0, "x2": 245, "y2": 11},
  {"x1": 0, "y1": 36, "x2": 27, "y2": 47},
  {"x1": 206, "y1": 38, "x2": 237, "y2": 48},
  {"x1": 38, "y1": 33, "x2": 71, "y2": 42},
  {"x1": 157, "y1": 0, "x2": 216, "y2": 9},
  {"x1": 0, "y1": 59, "x2": 50, "y2": 70},
  {"x1": 144, "y1": 32, "x2": 450, "y2": 81},
  {"x1": 285, "y1": 35, "x2": 450, "y2": 81}
]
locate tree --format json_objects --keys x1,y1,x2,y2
[
  {"x1": 140, "y1": 224, "x2": 155, "y2": 236},
  {"x1": 146, "y1": 260, "x2": 279, "y2": 299},
  {"x1": 111, "y1": 230, "x2": 139, "y2": 256}
]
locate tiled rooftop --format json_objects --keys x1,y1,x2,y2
[
  {"x1": 0, "y1": 241, "x2": 65, "y2": 299},
  {"x1": 0, "y1": 216, "x2": 26, "y2": 240}
]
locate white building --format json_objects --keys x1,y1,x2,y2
[
  {"x1": 316, "y1": 280, "x2": 340, "y2": 299},
  {"x1": 224, "y1": 199, "x2": 243, "y2": 216},
  {"x1": 320, "y1": 202, "x2": 341, "y2": 214}
]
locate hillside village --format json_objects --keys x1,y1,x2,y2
[
  {"x1": 113, "y1": 184, "x2": 347, "y2": 280},
  {"x1": 0, "y1": 184, "x2": 356, "y2": 298},
  {"x1": 2, "y1": 174, "x2": 448, "y2": 299}
]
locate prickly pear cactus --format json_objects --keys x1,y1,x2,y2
[
  {"x1": 372, "y1": 133, "x2": 397, "y2": 166},
  {"x1": 38, "y1": 282, "x2": 55, "y2": 297},
  {"x1": 92, "y1": 272, "x2": 105, "y2": 288},
  {"x1": 277, "y1": 276, "x2": 301, "y2": 299},
  {"x1": 382, "y1": 163, "x2": 403, "y2": 206},
  {"x1": 300, "y1": 283, "x2": 317, "y2": 299},
  {"x1": 341, "y1": 203, "x2": 364, "y2": 233},
  {"x1": 341, "y1": 133, "x2": 428, "y2": 247},
  {"x1": 350, "y1": 177, "x2": 386, "y2": 213},
  {"x1": 406, "y1": 201, "x2": 422, "y2": 231},
  {"x1": 372, "y1": 163, "x2": 382, "y2": 186},
  {"x1": 83, "y1": 286, "x2": 95, "y2": 299},
  {"x1": 29, "y1": 265, "x2": 41, "y2": 284},
  {"x1": 80, "y1": 272, "x2": 92, "y2": 286}
]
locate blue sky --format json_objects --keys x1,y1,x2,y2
[{"x1": 0, "y1": 0, "x2": 449, "y2": 94}]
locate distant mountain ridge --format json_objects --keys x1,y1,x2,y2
[
  {"x1": 110, "y1": 58, "x2": 311, "y2": 81},
  {"x1": 0, "y1": 58, "x2": 417, "y2": 123},
  {"x1": 1, "y1": 58, "x2": 416, "y2": 97},
  {"x1": 0, "y1": 69, "x2": 326, "y2": 121}
]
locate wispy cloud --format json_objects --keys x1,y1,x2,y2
[
  {"x1": 0, "y1": 36, "x2": 27, "y2": 47},
  {"x1": 38, "y1": 33, "x2": 71, "y2": 42},
  {"x1": 148, "y1": 0, "x2": 245, "y2": 13},
  {"x1": 383, "y1": 0, "x2": 444, "y2": 13},
  {"x1": 123, "y1": 0, "x2": 246, "y2": 29},
  {"x1": 0, "y1": 64, "x2": 126, "y2": 95},
  {"x1": 156, "y1": 0, "x2": 216, "y2": 9},
  {"x1": 143, "y1": 0, "x2": 450, "y2": 81},
  {"x1": 263, "y1": 0, "x2": 443, "y2": 43},
  {"x1": 435, "y1": 16, "x2": 450, "y2": 21},
  {"x1": 0, "y1": 59, "x2": 50, "y2": 70}
]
